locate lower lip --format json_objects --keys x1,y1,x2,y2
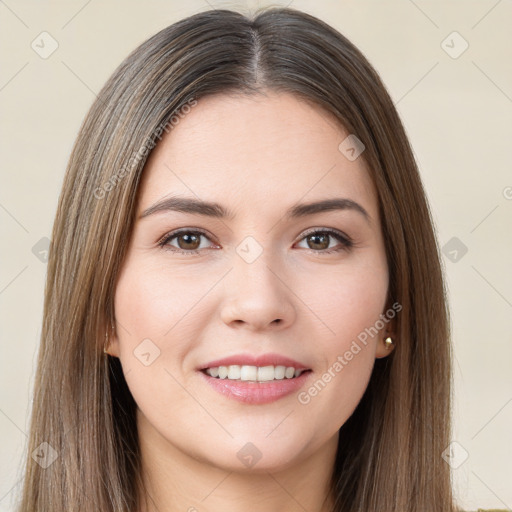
[{"x1": 198, "y1": 370, "x2": 312, "y2": 404}]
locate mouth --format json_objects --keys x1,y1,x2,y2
[
  {"x1": 197, "y1": 353, "x2": 312, "y2": 404},
  {"x1": 201, "y1": 365, "x2": 312, "y2": 382}
]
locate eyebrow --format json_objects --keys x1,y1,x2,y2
[{"x1": 139, "y1": 195, "x2": 370, "y2": 223}]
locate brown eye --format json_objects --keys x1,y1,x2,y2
[
  {"x1": 296, "y1": 229, "x2": 353, "y2": 254},
  {"x1": 158, "y1": 229, "x2": 213, "y2": 254},
  {"x1": 175, "y1": 232, "x2": 201, "y2": 250},
  {"x1": 306, "y1": 232, "x2": 330, "y2": 250},
  {"x1": 158, "y1": 228, "x2": 352, "y2": 256}
]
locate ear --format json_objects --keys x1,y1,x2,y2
[
  {"x1": 375, "y1": 316, "x2": 397, "y2": 359},
  {"x1": 104, "y1": 323, "x2": 121, "y2": 358}
]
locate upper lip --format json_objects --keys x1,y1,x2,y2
[{"x1": 199, "y1": 353, "x2": 310, "y2": 371}]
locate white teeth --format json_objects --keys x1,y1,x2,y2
[
  {"x1": 257, "y1": 365, "x2": 275, "y2": 382},
  {"x1": 228, "y1": 365, "x2": 241, "y2": 379},
  {"x1": 285, "y1": 367, "x2": 295, "y2": 379},
  {"x1": 240, "y1": 365, "x2": 257, "y2": 381},
  {"x1": 274, "y1": 365, "x2": 286, "y2": 379},
  {"x1": 205, "y1": 365, "x2": 307, "y2": 382}
]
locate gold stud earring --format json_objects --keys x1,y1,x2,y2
[{"x1": 384, "y1": 336, "x2": 394, "y2": 350}]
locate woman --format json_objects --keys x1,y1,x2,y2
[{"x1": 16, "y1": 7, "x2": 461, "y2": 512}]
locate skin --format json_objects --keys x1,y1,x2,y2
[{"x1": 108, "y1": 91, "x2": 395, "y2": 512}]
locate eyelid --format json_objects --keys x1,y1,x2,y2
[
  {"x1": 298, "y1": 226, "x2": 352, "y2": 242},
  {"x1": 157, "y1": 227, "x2": 209, "y2": 243}
]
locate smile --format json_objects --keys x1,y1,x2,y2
[{"x1": 203, "y1": 365, "x2": 309, "y2": 382}]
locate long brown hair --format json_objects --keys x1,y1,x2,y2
[{"x1": 16, "y1": 7, "x2": 458, "y2": 511}]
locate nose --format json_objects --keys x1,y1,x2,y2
[{"x1": 219, "y1": 252, "x2": 296, "y2": 332}]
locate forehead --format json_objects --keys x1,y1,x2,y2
[{"x1": 137, "y1": 91, "x2": 378, "y2": 220}]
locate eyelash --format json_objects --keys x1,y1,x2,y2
[{"x1": 156, "y1": 228, "x2": 354, "y2": 256}]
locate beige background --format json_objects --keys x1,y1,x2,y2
[{"x1": 1, "y1": 1, "x2": 511, "y2": 510}]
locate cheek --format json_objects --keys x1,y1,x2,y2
[
  {"x1": 113, "y1": 262, "x2": 214, "y2": 435},
  {"x1": 301, "y1": 256, "x2": 389, "y2": 344},
  {"x1": 113, "y1": 260, "x2": 213, "y2": 356},
  {"x1": 115, "y1": 268, "x2": 167, "y2": 338},
  {"x1": 295, "y1": 261, "x2": 388, "y2": 427}
]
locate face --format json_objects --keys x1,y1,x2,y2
[{"x1": 110, "y1": 91, "x2": 394, "y2": 473}]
